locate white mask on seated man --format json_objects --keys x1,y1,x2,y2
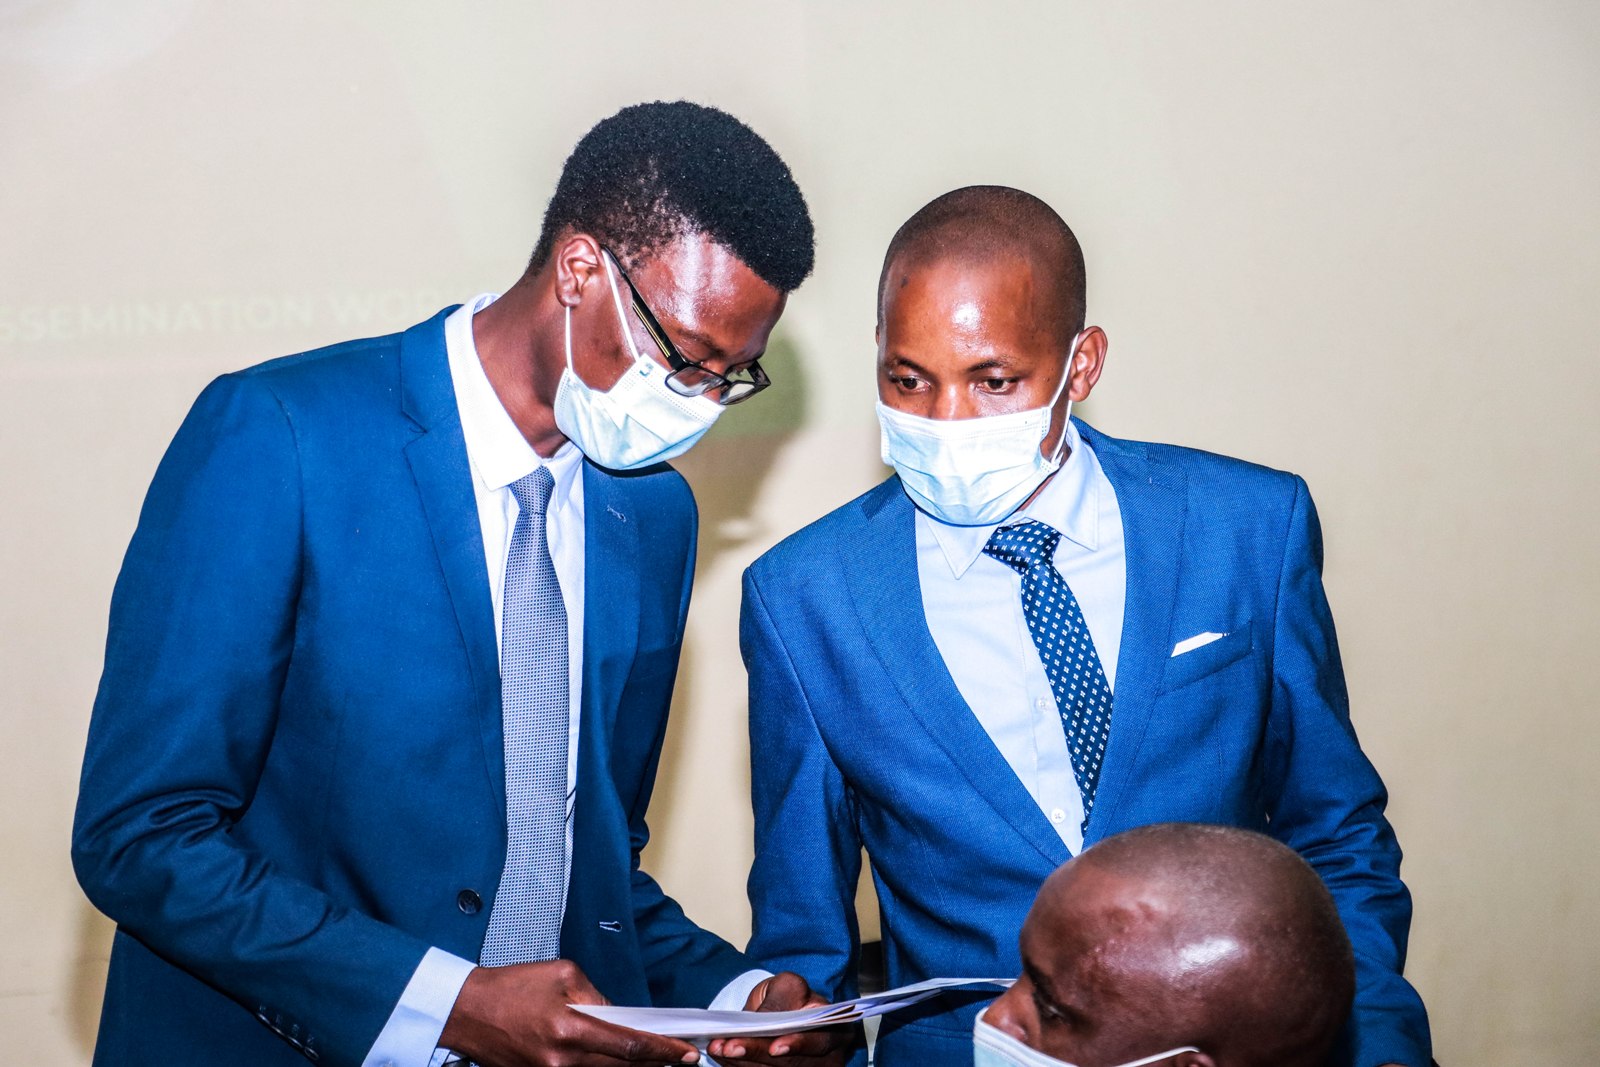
[{"x1": 974, "y1": 1011, "x2": 1195, "y2": 1067}]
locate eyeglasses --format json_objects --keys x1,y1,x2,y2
[{"x1": 603, "y1": 247, "x2": 771, "y2": 406}]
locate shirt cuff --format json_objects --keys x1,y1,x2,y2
[
  {"x1": 361, "y1": 947, "x2": 477, "y2": 1067},
  {"x1": 709, "y1": 968, "x2": 776, "y2": 1010}
]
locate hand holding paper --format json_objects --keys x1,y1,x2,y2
[
  {"x1": 707, "y1": 971, "x2": 850, "y2": 1066},
  {"x1": 442, "y1": 959, "x2": 702, "y2": 1066},
  {"x1": 573, "y1": 977, "x2": 1014, "y2": 1041}
]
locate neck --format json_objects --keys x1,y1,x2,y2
[{"x1": 470, "y1": 271, "x2": 570, "y2": 458}]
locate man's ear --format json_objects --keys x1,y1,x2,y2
[
  {"x1": 1066, "y1": 325, "x2": 1108, "y2": 403},
  {"x1": 1171, "y1": 1051, "x2": 1215, "y2": 1067},
  {"x1": 554, "y1": 232, "x2": 605, "y2": 309}
]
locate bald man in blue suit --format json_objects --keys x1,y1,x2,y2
[{"x1": 741, "y1": 187, "x2": 1431, "y2": 1067}]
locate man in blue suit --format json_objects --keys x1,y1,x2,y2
[
  {"x1": 741, "y1": 186, "x2": 1431, "y2": 1066},
  {"x1": 73, "y1": 102, "x2": 843, "y2": 1067}
]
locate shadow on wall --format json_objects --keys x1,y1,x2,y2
[
  {"x1": 649, "y1": 332, "x2": 811, "y2": 870},
  {"x1": 671, "y1": 332, "x2": 811, "y2": 572},
  {"x1": 69, "y1": 897, "x2": 114, "y2": 1056}
]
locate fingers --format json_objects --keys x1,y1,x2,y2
[
  {"x1": 715, "y1": 971, "x2": 851, "y2": 1064},
  {"x1": 569, "y1": 1014, "x2": 701, "y2": 1065},
  {"x1": 708, "y1": 1035, "x2": 794, "y2": 1064},
  {"x1": 444, "y1": 960, "x2": 700, "y2": 1067},
  {"x1": 763, "y1": 1028, "x2": 847, "y2": 1057},
  {"x1": 550, "y1": 963, "x2": 695, "y2": 1061},
  {"x1": 708, "y1": 1025, "x2": 854, "y2": 1065}
]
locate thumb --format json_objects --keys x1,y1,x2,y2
[
  {"x1": 559, "y1": 961, "x2": 611, "y2": 1006},
  {"x1": 753, "y1": 971, "x2": 813, "y2": 1011}
]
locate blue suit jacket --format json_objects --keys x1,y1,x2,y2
[
  {"x1": 741, "y1": 421, "x2": 1430, "y2": 1067},
  {"x1": 71, "y1": 309, "x2": 747, "y2": 1066}
]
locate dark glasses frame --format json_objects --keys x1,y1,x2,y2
[{"x1": 602, "y1": 246, "x2": 771, "y2": 406}]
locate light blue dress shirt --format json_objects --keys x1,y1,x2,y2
[{"x1": 916, "y1": 418, "x2": 1126, "y2": 855}]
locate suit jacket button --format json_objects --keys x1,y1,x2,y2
[{"x1": 457, "y1": 889, "x2": 482, "y2": 915}]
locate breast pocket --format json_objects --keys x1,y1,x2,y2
[{"x1": 1159, "y1": 620, "x2": 1255, "y2": 694}]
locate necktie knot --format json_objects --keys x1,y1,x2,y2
[
  {"x1": 983, "y1": 519, "x2": 1063, "y2": 575},
  {"x1": 509, "y1": 466, "x2": 555, "y2": 516}
]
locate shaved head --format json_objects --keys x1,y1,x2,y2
[
  {"x1": 987, "y1": 823, "x2": 1355, "y2": 1067},
  {"x1": 877, "y1": 185, "x2": 1087, "y2": 348}
]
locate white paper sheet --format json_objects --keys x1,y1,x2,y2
[{"x1": 572, "y1": 977, "x2": 1014, "y2": 1040}]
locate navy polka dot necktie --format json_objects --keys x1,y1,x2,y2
[{"x1": 984, "y1": 519, "x2": 1113, "y2": 830}]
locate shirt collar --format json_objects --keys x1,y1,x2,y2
[
  {"x1": 444, "y1": 293, "x2": 583, "y2": 503},
  {"x1": 923, "y1": 417, "x2": 1103, "y2": 579}
]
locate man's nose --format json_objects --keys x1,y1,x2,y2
[
  {"x1": 984, "y1": 983, "x2": 1034, "y2": 1041},
  {"x1": 932, "y1": 387, "x2": 970, "y2": 421}
]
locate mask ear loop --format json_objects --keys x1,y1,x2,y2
[
  {"x1": 564, "y1": 303, "x2": 576, "y2": 373},
  {"x1": 1043, "y1": 330, "x2": 1085, "y2": 468},
  {"x1": 600, "y1": 249, "x2": 647, "y2": 367}
]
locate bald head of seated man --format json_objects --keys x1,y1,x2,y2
[{"x1": 978, "y1": 823, "x2": 1357, "y2": 1067}]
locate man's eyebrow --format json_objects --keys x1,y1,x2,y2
[
  {"x1": 966, "y1": 356, "x2": 1020, "y2": 373},
  {"x1": 884, "y1": 353, "x2": 933, "y2": 375},
  {"x1": 660, "y1": 319, "x2": 755, "y2": 370},
  {"x1": 673, "y1": 323, "x2": 718, "y2": 352},
  {"x1": 884, "y1": 354, "x2": 1021, "y2": 375},
  {"x1": 1022, "y1": 957, "x2": 1074, "y2": 1017}
]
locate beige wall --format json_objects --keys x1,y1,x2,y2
[{"x1": 4, "y1": 1, "x2": 1597, "y2": 1061}]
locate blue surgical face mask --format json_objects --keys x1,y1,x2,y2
[
  {"x1": 876, "y1": 332, "x2": 1082, "y2": 527},
  {"x1": 552, "y1": 251, "x2": 723, "y2": 470},
  {"x1": 973, "y1": 1011, "x2": 1198, "y2": 1067}
]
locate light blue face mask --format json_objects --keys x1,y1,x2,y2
[
  {"x1": 552, "y1": 251, "x2": 723, "y2": 470},
  {"x1": 876, "y1": 333, "x2": 1082, "y2": 527},
  {"x1": 973, "y1": 1011, "x2": 1198, "y2": 1067}
]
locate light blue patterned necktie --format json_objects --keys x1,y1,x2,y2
[
  {"x1": 479, "y1": 466, "x2": 568, "y2": 967},
  {"x1": 983, "y1": 519, "x2": 1114, "y2": 831}
]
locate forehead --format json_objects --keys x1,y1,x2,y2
[
  {"x1": 626, "y1": 233, "x2": 784, "y2": 362},
  {"x1": 1022, "y1": 864, "x2": 1174, "y2": 991},
  {"x1": 1021, "y1": 865, "x2": 1217, "y2": 1062},
  {"x1": 879, "y1": 252, "x2": 1060, "y2": 356}
]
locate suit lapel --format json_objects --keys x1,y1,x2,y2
[
  {"x1": 562, "y1": 464, "x2": 642, "y2": 999},
  {"x1": 846, "y1": 483, "x2": 1072, "y2": 870},
  {"x1": 1077, "y1": 423, "x2": 1188, "y2": 845},
  {"x1": 399, "y1": 308, "x2": 506, "y2": 820},
  {"x1": 577, "y1": 464, "x2": 641, "y2": 762}
]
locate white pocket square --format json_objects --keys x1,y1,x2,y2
[{"x1": 1171, "y1": 631, "x2": 1228, "y2": 657}]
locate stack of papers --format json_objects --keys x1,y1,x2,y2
[{"x1": 573, "y1": 977, "x2": 1014, "y2": 1040}]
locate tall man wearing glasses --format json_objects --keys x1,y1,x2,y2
[
  {"x1": 73, "y1": 102, "x2": 845, "y2": 1067},
  {"x1": 739, "y1": 186, "x2": 1430, "y2": 1066}
]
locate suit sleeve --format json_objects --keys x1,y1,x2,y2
[
  {"x1": 71, "y1": 374, "x2": 431, "y2": 1066},
  {"x1": 741, "y1": 566, "x2": 865, "y2": 1002},
  {"x1": 624, "y1": 485, "x2": 751, "y2": 1008},
  {"x1": 1263, "y1": 476, "x2": 1432, "y2": 1067}
]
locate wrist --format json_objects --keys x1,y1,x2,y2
[{"x1": 438, "y1": 967, "x2": 489, "y2": 1057}]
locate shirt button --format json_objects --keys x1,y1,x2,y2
[
  {"x1": 1050, "y1": 808, "x2": 1067, "y2": 824},
  {"x1": 457, "y1": 889, "x2": 483, "y2": 915},
  {"x1": 1034, "y1": 697, "x2": 1050, "y2": 710}
]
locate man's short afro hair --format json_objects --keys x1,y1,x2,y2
[{"x1": 530, "y1": 101, "x2": 815, "y2": 293}]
